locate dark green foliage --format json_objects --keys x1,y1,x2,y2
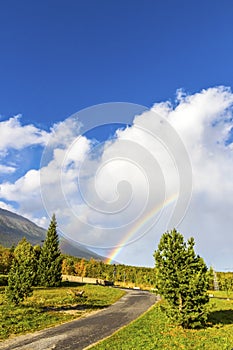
[
  {"x1": 5, "y1": 238, "x2": 36, "y2": 305},
  {"x1": 0, "y1": 275, "x2": 8, "y2": 286},
  {"x1": 37, "y1": 214, "x2": 62, "y2": 287},
  {"x1": 154, "y1": 229, "x2": 209, "y2": 328},
  {"x1": 33, "y1": 244, "x2": 42, "y2": 261}
]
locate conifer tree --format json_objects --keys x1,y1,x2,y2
[
  {"x1": 38, "y1": 214, "x2": 62, "y2": 287},
  {"x1": 6, "y1": 238, "x2": 36, "y2": 305},
  {"x1": 154, "y1": 229, "x2": 209, "y2": 328}
]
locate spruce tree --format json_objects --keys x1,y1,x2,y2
[
  {"x1": 38, "y1": 214, "x2": 62, "y2": 287},
  {"x1": 6, "y1": 238, "x2": 36, "y2": 305},
  {"x1": 154, "y1": 229, "x2": 209, "y2": 328}
]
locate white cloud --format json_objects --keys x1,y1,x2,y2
[
  {"x1": 49, "y1": 117, "x2": 82, "y2": 147},
  {"x1": 0, "y1": 115, "x2": 48, "y2": 154},
  {"x1": 145, "y1": 86, "x2": 233, "y2": 269},
  {"x1": 0, "y1": 169, "x2": 43, "y2": 218},
  {"x1": 0, "y1": 115, "x2": 91, "y2": 226},
  {"x1": 0, "y1": 87, "x2": 233, "y2": 270},
  {"x1": 84, "y1": 87, "x2": 233, "y2": 267},
  {"x1": 0, "y1": 201, "x2": 17, "y2": 213},
  {"x1": 0, "y1": 164, "x2": 16, "y2": 174}
]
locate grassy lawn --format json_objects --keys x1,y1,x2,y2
[
  {"x1": 0, "y1": 283, "x2": 125, "y2": 340},
  {"x1": 90, "y1": 291, "x2": 233, "y2": 350}
]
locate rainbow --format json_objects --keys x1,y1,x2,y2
[{"x1": 105, "y1": 194, "x2": 178, "y2": 264}]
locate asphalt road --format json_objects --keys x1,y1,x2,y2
[{"x1": 0, "y1": 289, "x2": 157, "y2": 350}]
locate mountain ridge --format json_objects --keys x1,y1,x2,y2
[{"x1": 0, "y1": 207, "x2": 106, "y2": 261}]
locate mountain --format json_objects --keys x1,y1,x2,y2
[
  {"x1": 0, "y1": 208, "x2": 46, "y2": 246},
  {"x1": 0, "y1": 208, "x2": 106, "y2": 261}
]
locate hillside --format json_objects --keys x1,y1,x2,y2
[{"x1": 0, "y1": 208, "x2": 105, "y2": 261}]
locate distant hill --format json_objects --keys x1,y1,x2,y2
[{"x1": 0, "y1": 208, "x2": 106, "y2": 261}]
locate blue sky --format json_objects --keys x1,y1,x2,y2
[
  {"x1": 0, "y1": 0, "x2": 233, "y2": 124},
  {"x1": 1, "y1": 1, "x2": 233, "y2": 269}
]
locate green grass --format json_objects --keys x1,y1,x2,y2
[
  {"x1": 0, "y1": 283, "x2": 125, "y2": 340},
  {"x1": 90, "y1": 294, "x2": 233, "y2": 350}
]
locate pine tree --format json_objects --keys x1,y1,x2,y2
[
  {"x1": 38, "y1": 214, "x2": 62, "y2": 287},
  {"x1": 6, "y1": 238, "x2": 36, "y2": 305},
  {"x1": 154, "y1": 229, "x2": 209, "y2": 328}
]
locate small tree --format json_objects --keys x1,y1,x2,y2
[
  {"x1": 74, "y1": 258, "x2": 86, "y2": 277},
  {"x1": 38, "y1": 214, "x2": 62, "y2": 287},
  {"x1": 62, "y1": 257, "x2": 75, "y2": 275},
  {"x1": 222, "y1": 278, "x2": 233, "y2": 299},
  {"x1": 154, "y1": 229, "x2": 209, "y2": 328},
  {"x1": 6, "y1": 238, "x2": 36, "y2": 305},
  {"x1": 0, "y1": 245, "x2": 14, "y2": 274}
]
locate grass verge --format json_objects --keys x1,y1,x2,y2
[
  {"x1": 0, "y1": 283, "x2": 125, "y2": 340},
  {"x1": 90, "y1": 292, "x2": 233, "y2": 350}
]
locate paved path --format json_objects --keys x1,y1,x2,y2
[{"x1": 0, "y1": 289, "x2": 157, "y2": 350}]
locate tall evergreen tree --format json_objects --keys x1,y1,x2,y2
[
  {"x1": 6, "y1": 238, "x2": 36, "y2": 305},
  {"x1": 154, "y1": 229, "x2": 209, "y2": 328},
  {"x1": 38, "y1": 214, "x2": 62, "y2": 287}
]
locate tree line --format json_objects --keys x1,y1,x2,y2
[
  {"x1": 1, "y1": 228, "x2": 233, "y2": 296},
  {"x1": 1, "y1": 240, "x2": 232, "y2": 292},
  {"x1": 62, "y1": 257, "x2": 156, "y2": 287}
]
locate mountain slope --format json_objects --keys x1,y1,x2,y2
[{"x1": 0, "y1": 208, "x2": 105, "y2": 261}]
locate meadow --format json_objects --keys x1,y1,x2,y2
[
  {"x1": 0, "y1": 283, "x2": 125, "y2": 340},
  {"x1": 1, "y1": 277, "x2": 233, "y2": 350},
  {"x1": 90, "y1": 291, "x2": 233, "y2": 350}
]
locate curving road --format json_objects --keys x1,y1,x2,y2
[{"x1": 0, "y1": 289, "x2": 157, "y2": 350}]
